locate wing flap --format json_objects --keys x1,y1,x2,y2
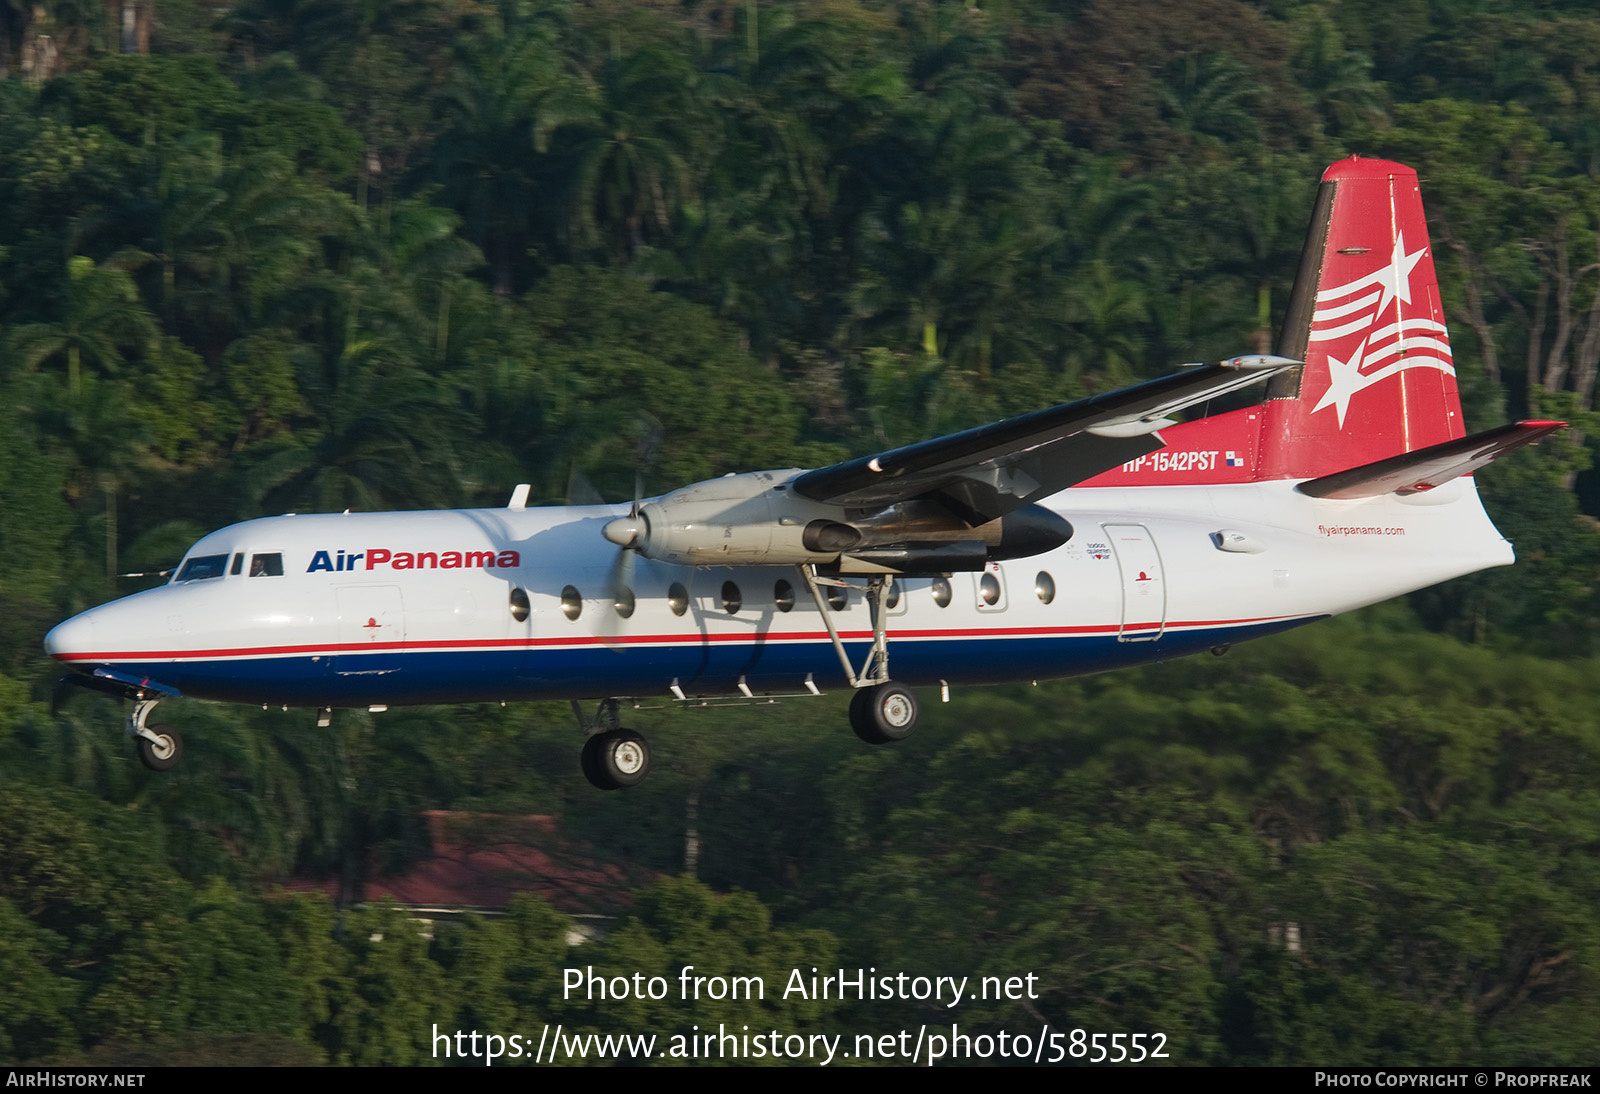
[
  {"x1": 792, "y1": 355, "x2": 1297, "y2": 520},
  {"x1": 1297, "y1": 421, "x2": 1566, "y2": 500}
]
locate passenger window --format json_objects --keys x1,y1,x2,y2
[
  {"x1": 175, "y1": 554, "x2": 228, "y2": 582},
  {"x1": 250, "y1": 553, "x2": 284, "y2": 577},
  {"x1": 979, "y1": 572, "x2": 1001, "y2": 606},
  {"x1": 931, "y1": 577, "x2": 952, "y2": 608},
  {"x1": 1035, "y1": 571, "x2": 1056, "y2": 605}
]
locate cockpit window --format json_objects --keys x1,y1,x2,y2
[
  {"x1": 175, "y1": 554, "x2": 229, "y2": 582},
  {"x1": 230, "y1": 553, "x2": 244, "y2": 576},
  {"x1": 250, "y1": 553, "x2": 284, "y2": 577}
]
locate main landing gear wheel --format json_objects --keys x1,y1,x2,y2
[
  {"x1": 581, "y1": 728, "x2": 651, "y2": 790},
  {"x1": 849, "y1": 682, "x2": 919, "y2": 745},
  {"x1": 137, "y1": 724, "x2": 183, "y2": 771}
]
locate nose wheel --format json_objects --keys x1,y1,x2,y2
[
  {"x1": 137, "y1": 724, "x2": 184, "y2": 771},
  {"x1": 127, "y1": 697, "x2": 185, "y2": 771}
]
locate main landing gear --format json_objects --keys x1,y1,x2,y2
[
  {"x1": 798, "y1": 565, "x2": 921, "y2": 747},
  {"x1": 574, "y1": 699, "x2": 652, "y2": 790},
  {"x1": 569, "y1": 567, "x2": 922, "y2": 789},
  {"x1": 848, "y1": 681, "x2": 919, "y2": 744},
  {"x1": 129, "y1": 697, "x2": 184, "y2": 771}
]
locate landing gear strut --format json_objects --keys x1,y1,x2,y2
[
  {"x1": 798, "y1": 566, "x2": 921, "y2": 746},
  {"x1": 573, "y1": 699, "x2": 652, "y2": 790},
  {"x1": 128, "y1": 697, "x2": 184, "y2": 771}
]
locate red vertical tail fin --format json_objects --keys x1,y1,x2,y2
[{"x1": 1259, "y1": 158, "x2": 1465, "y2": 480}]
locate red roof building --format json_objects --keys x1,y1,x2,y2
[{"x1": 289, "y1": 811, "x2": 657, "y2": 930}]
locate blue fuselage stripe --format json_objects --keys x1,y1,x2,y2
[{"x1": 83, "y1": 619, "x2": 1314, "y2": 707}]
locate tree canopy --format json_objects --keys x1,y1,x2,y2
[{"x1": 3, "y1": 0, "x2": 1600, "y2": 1067}]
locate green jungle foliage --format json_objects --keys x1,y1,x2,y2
[{"x1": 2, "y1": 0, "x2": 1600, "y2": 1066}]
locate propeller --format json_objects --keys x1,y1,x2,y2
[
  {"x1": 603, "y1": 472, "x2": 645, "y2": 619},
  {"x1": 579, "y1": 416, "x2": 662, "y2": 628},
  {"x1": 567, "y1": 462, "x2": 642, "y2": 616}
]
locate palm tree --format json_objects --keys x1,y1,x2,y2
[
  {"x1": 1060, "y1": 259, "x2": 1151, "y2": 391},
  {"x1": 8, "y1": 255, "x2": 157, "y2": 398},
  {"x1": 374, "y1": 200, "x2": 482, "y2": 365},
  {"x1": 1289, "y1": 7, "x2": 1387, "y2": 137},
  {"x1": 430, "y1": 15, "x2": 586, "y2": 294},
  {"x1": 94, "y1": 144, "x2": 356, "y2": 372},
  {"x1": 240, "y1": 336, "x2": 470, "y2": 514},
  {"x1": 24, "y1": 371, "x2": 151, "y2": 587},
  {"x1": 547, "y1": 42, "x2": 714, "y2": 261},
  {"x1": 1153, "y1": 52, "x2": 1268, "y2": 156},
  {"x1": 676, "y1": 13, "x2": 842, "y2": 351}
]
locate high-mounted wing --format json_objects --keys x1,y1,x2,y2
[
  {"x1": 598, "y1": 354, "x2": 1299, "y2": 574},
  {"x1": 791, "y1": 355, "x2": 1297, "y2": 522}
]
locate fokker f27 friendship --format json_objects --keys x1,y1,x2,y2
[{"x1": 47, "y1": 158, "x2": 1562, "y2": 789}]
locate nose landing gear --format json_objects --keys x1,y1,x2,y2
[{"x1": 129, "y1": 697, "x2": 184, "y2": 771}]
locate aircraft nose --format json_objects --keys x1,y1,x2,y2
[{"x1": 44, "y1": 612, "x2": 97, "y2": 661}]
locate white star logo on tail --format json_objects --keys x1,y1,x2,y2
[
  {"x1": 1314, "y1": 338, "x2": 1371, "y2": 427},
  {"x1": 1314, "y1": 233, "x2": 1428, "y2": 314},
  {"x1": 1372, "y1": 232, "x2": 1426, "y2": 313},
  {"x1": 1307, "y1": 233, "x2": 1453, "y2": 428}
]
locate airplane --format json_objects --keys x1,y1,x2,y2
[{"x1": 45, "y1": 157, "x2": 1563, "y2": 790}]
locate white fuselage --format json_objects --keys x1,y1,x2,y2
[{"x1": 45, "y1": 477, "x2": 1512, "y2": 708}]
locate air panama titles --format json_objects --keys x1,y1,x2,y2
[{"x1": 306, "y1": 547, "x2": 521, "y2": 573}]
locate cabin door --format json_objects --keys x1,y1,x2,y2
[{"x1": 1103, "y1": 524, "x2": 1166, "y2": 642}]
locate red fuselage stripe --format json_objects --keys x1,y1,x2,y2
[{"x1": 51, "y1": 614, "x2": 1308, "y2": 662}]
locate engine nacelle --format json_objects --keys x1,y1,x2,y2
[
  {"x1": 623, "y1": 470, "x2": 839, "y2": 566},
  {"x1": 604, "y1": 470, "x2": 1073, "y2": 571}
]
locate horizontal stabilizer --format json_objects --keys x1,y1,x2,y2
[{"x1": 1297, "y1": 420, "x2": 1565, "y2": 500}]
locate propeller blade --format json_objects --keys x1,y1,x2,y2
[
  {"x1": 598, "y1": 535, "x2": 638, "y2": 647},
  {"x1": 607, "y1": 544, "x2": 636, "y2": 604},
  {"x1": 566, "y1": 465, "x2": 606, "y2": 507}
]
